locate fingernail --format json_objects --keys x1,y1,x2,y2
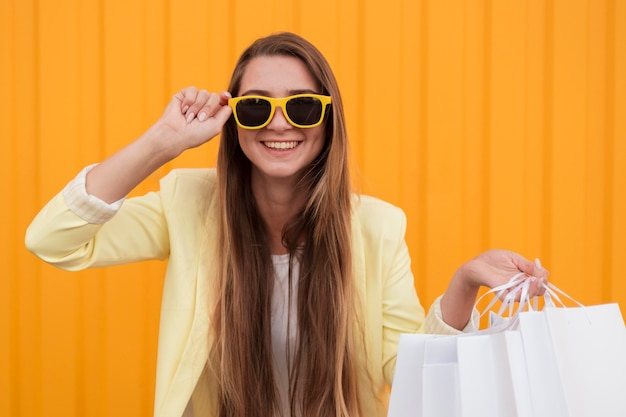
[
  {"x1": 198, "y1": 112, "x2": 207, "y2": 122},
  {"x1": 186, "y1": 112, "x2": 195, "y2": 123},
  {"x1": 182, "y1": 105, "x2": 189, "y2": 114}
]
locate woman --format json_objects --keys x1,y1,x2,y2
[{"x1": 26, "y1": 32, "x2": 547, "y2": 417}]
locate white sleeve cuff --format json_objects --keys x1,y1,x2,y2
[
  {"x1": 62, "y1": 164, "x2": 126, "y2": 224},
  {"x1": 424, "y1": 295, "x2": 480, "y2": 335}
]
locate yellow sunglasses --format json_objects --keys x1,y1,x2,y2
[{"x1": 228, "y1": 94, "x2": 332, "y2": 130}]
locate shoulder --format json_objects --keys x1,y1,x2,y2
[
  {"x1": 160, "y1": 167, "x2": 217, "y2": 188},
  {"x1": 158, "y1": 168, "x2": 219, "y2": 216},
  {"x1": 159, "y1": 168, "x2": 218, "y2": 198},
  {"x1": 352, "y1": 194, "x2": 407, "y2": 240},
  {"x1": 353, "y1": 194, "x2": 405, "y2": 216}
]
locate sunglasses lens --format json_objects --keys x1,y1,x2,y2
[
  {"x1": 286, "y1": 96, "x2": 324, "y2": 126},
  {"x1": 235, "y1": 98, "x2": 272, "y2": 127}
]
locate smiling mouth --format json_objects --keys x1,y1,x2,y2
[{"x1": 263, "y1": 141, "x2": 300, "y2": 150}]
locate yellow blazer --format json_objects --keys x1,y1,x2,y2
[{"x1": 26, "y1": 168, "x2": 460, "y2": 417}]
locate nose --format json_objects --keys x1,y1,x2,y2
[{"x1": 266, "y1": 106, "x2": 292, "y2": 130}]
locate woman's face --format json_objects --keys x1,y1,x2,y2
[{"x1": 236, "y1": 55, "x2": 326, "y2": 184}]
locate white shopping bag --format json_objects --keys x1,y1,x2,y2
[
  {"x1": 517, "y1": 310, "x2": 570, "y2": 417},
  {"x1": 391, "y1": 331, "x2": 529, "y2": 417},
  {"x1": 389, "y1": 275, "x2": 537, "y2": 417},
  {"x1": 422, "y1": 336, "x2": 461, "y2": 417},
  {"x1": 387, "y1": 334, "x2": 440, "y2": 417},
  {"x1": 388, "y1": 273, "x2": 626, "y2": 417},
  {"x1": 544, "y1": 303, "x2": 626, "y2": 417},
  {"x1": 456, "y1": 331, "x2": 533, "y2": 417},
  {"x1": 519, "y1": 299, "x2": 626, "y2": 417}
]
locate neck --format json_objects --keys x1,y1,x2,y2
[{"x1": 251, "y1": 173, "x2": 308, "y2": 255}]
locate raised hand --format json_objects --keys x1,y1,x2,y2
[
  {"x1": 155, "y1": 87, "x2": 233, "y2": 155},
  {"x1": 84, "y1": 87, "x2": 233, "y2": 203}
]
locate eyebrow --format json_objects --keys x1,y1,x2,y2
[{"x1": 239, "y1": 88, "x2": 319, "y2": 96}]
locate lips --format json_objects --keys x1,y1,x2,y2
[{"x1": 262, "y1": 141, "x2": 300, "y2": 150}]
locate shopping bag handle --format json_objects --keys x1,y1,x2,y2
[
  {"x1": 474, "y1": 258, "x2": 590, "y2": 329},
  {"x1": 541, "y1": 282, "x2": 584, "y2": 309},
  {"x1": 474, "y1": 272, "x2": 532, "y2": 320},
  {"x1": 533, "y1": 258, "x2": 585, "y2": 309}
]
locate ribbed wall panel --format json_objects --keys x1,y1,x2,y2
[{"x1": 1, "y1": 0, "x2": 624, "y2": 415}]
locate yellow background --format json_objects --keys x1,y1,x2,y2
[{"x1": 1, "y1": 0, "x2": 625, "y2": 415}]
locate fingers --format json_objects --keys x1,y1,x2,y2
[
  {"x1": 474, "y1": 249, "x2": 550, "y2": 299},
  {"x1": 511, "y1": 257, "x2": 550, "y2": 298},
  {"x1": 176, "y1": 87, "x2": 232, "y2": 124},
  {"x1": 533, "y1": 258, "x2": 549, "y2": 281}
]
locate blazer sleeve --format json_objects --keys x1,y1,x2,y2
[{"x1": 25, "y1": 179, "x2": 170, "y2": 271}]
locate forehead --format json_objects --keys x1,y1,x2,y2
[{"x1": 238, "y1": 55, "x2": 318, "y2": 96}]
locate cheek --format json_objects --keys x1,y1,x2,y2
[
  {"x1": 309, "y1": 128, "x2": 327, "y2": 154},
  {"x1": 236, "y1": 129, "x2": 255, "y2": 155}
]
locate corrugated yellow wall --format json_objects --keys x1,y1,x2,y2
[{"x1": 1, "y1": 0, "x2": 624, "y2": 415}]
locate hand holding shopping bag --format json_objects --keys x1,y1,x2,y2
[{"x1": 388, "y1": 264, "x2": 626, "y2": 417}]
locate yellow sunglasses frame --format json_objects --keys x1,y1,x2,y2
[{"x1": 228, "y1": 94, "x2": 332, "y2": 130}]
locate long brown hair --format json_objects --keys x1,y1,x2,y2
[{"x1": 210, "y1": 32, "x2": 360, "y2": 417}]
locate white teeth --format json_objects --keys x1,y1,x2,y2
[{"x1": 263, "y1": 141, "x2": 299, "y2": 150}]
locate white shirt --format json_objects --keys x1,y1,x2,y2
[{"x1": 271, "y1": 253, "x2": 299, "y2": 417}]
